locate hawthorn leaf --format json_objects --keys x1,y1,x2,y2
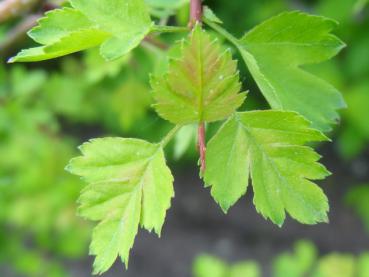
[
  {"x1": 205, "y1": 11, "x2": 346, "y2": 132},
  {"x1": 70, "y1": 0, "x2": 153, "y2": 60},
  {"x1": 204, "y1": 111, "x2": 330, "y2": 226},
  {"x1": 10, "y1": 29, "x2": 109, "y2": 63},
  {"x1": 28, "y1": 7, "x2": 95, "y2": 45},
  {"x1": 145, "y1": 0, "x2": 189, "y2": 10},
  {"x1": 10, "y1": 0, "x2": 153, "y2": 62},
  {"x1": 193, "y1": 255, "x2": 228, "y2": 277},
  {"x1": 67, "y1": 138, "x2": 174, "y2": 274},
  {"x1": 151, "y1": 24, "x2": 246, "y2": 124},
  {"x1": 9, "y1": 7, "x2": 109, "y2": 62},
  {"x1": 203, "y1": 6, "x2": 223, "y2": 24}
]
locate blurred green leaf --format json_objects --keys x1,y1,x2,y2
[{"x1": 273, "y1": 240, "x2": 318, "y2": 277}]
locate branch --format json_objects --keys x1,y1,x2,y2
[
  {"x1": 143, "y1": 36, "x2": 168, "y2": 50},
  {"x1": 189, "y1": 0, "x2": 206, "y2": 174},
  {"x1": 198, "y1": 123, "x2": 206, "y2": 173},
  {"x1": 0, "y1": 14, "x2": 40, "y2": 58},
  {"x1": 189, "y1": 0, "x2": 202, "y2": 28}
]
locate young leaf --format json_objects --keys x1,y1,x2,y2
[
  {"x1": 205, "y1": 11, "x2": 346, "y2": 132},
  {"x1": 28, "y1": 7, "x2": 96, "y2": 45},
  {"x1": 10, "y1": 0, "x2": 153, "y2": 62},
  {"x1": 151, "y1": 24, "x2": 246, "y2": 124},
  {"x1": 9, "y1": 8, "x2": 109, "y2": 62},
  {"x1": 70, "y1": 0, "x2": 153, "y2": 60},
  {"x1": 11, "y1": 29, "x2": 110, "y2": 63},
  {"x1": 204, "y1": 111, "x2": 330, "y2": 226},
  {"x1": 67, "y1": 138, "x2": 173, "y2": 274}
]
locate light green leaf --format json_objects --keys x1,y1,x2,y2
[
  {"x1": 273, "y1": 240, "x2": 317, "y2": 277},
  {"x1": 28, "y1": 7, "x2": 95, "y2": 45},
  {"x1": 204, "y1": 111, "x2": 330, "y2": 226},
  {"x1": 67, "y1": 138, "x2": 173, "y2": 274},
  {"x1": 193, "y1": 255, "x2": 229, "y2": 277},
  {"x1": 313, "y1": 254, "x2": 356, "y2": 277},
  {"x1": 111, "y1": 78, "x2": 152, "y2": 131},
  {"x1": 203, "y1": 6, "x2": 223, "y2": 24},
  {"x1": 205, "y1": 11, "x2": 345, "y2": 132},
  {"x1": 145, "y1": 0, "x2": 189, "y2": 9},
  {"x1": 10, "y1": 29, "x2": 109, "y2": 63},
  {"x1": 358, "y1": 253, "x2": 369, "y2": 277},
  {"x1": 71, "y1": 0, "x2": 153, "y2": 60},
  {"x1": 9, "y1": 7, "x2": 109, "y2": 63},
  {"x1": 10, "y1": 0, "x2": 153, "y2": 62},
  {"x1": 173, "y1": 124, "x2": 197, "y2": 160},
  {"x1": 193, "y1": 255, "x2": 260, "y2": 277},
  {"x1": 345, "y1": 184, "x2": 369, "y2": 231},
  {"x1": 230, "y1": 262, "x2": 260, "y2": 277},
  {"x1": 151, "y1": 24, "x2": 246, "y2": 124}
]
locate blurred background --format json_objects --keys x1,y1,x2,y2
[{"x1": 1, "y1": 0, "x2": 369, "y2": 276}]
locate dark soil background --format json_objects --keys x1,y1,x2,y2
[{"x1": 67, "y1": 143, "x2": 369, "y2": 277}]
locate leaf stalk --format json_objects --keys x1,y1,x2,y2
[{"x1": 160, "y1": 125, "x2": 182, "y2": 147}]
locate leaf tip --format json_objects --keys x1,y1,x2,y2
[{"x1": 7, "y1": 57, "x2": 15, "y2": 63}]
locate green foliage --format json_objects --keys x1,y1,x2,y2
[
  {"x1": 338, "y1": 83, "x2": 369, "y2": 158},
  {"x1": 9, "y1": 0, "x2": 153, "y2": 62},
  {"x1": 205, "y1": 11, "x2": 346, "y2": 132},
  {"x1": 205, "y1": 111, "x2": 329, "y2": 225},
  {"x1": 313, "y1": 254, "x2": 356, "y2": 277},
  {"x1": 67, "y1": 138, "x2": 174, "y2": 274},
  {"x1": 346, "y1": 184, "x2": 369, "y2": 232},
  {"x1": 151, "y1": 24, "x2": 246, "y2": 124},
  {"x1": 5, "y1": 0, "x2": 348, "y2": 274},
  {"x1": 273, "y1": 240, "x2": 317, "y2": 277},
  {"x1": 194, "y1": 241, "x2": 369, "y2": 277},
  {"x1": 0, "y1": 64, "x2": 90, "y2": 276},
  {"x1": 9, "y1": 8, "x2": 110, "y2": 62},
  {"x1": 193, "y1": 255, "x2": 260, "y2": 277},
  {"x1": 70, "y1": 0, "x2": 153, "y2": 60}
]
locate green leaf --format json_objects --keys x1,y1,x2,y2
[
  {"x1": 203, "y1": 6, "x2": 223, "y2": 24},
  {"x1": 193, "y1": 255, "x2": 260, "y2": 277},
  {"x1": 28, "y1": 7, "x2": 95, "y2": 45},
  {"x1": 67, "y1": 138, "x2": 173, "y2": 274},
  {"x1": 345, "y1": 184, "x2": 369, "y2": 232},
  {"x1": 313, "y1": 254, "x2": 356, "y2": 277},
  {"x1": 338, "y1": 82, "x2": 369, "y2": 158},
  {"x1": 111, "y1": 78, "x2": 152, "y2": 131},
  {"x1": 10, "y1": 0, "x2": 153, "y2": 62},
  {"x1": 10, "y1": 29, "x2": 109, "y2": 63},
  {"x1": 358, "y1": 253, "x2": 369, "y2": 277},
  {"x1": 204, "y1": 111, "x2": 330, "y2": 226},
  {"x1": 70, "y1": 0, "x2": 153, "y2": 60},
  {"x1": 9, "y1": 7, "x2": 109, "y2": 63},
  {"x1": 151, "y1": 24, "x2": 246, "y2": 124},
  {"x1": 230, "y1": 262, "x2": 260, "y2": 277},
  {"x1": 173, "y1": 124, "x2": 197, "y2": 160},
  {"x1": 193, "y1": 255, "x2": 229, "y2": 277},
  {"x1": 205, "y1": 11, "x2": 346, "y2": 132},
  {"x1": 145, "y1": 0, "x2": 189, "y2": 9},
  {"x1": 273, "y1": 240, "x2": 317, "y2": 277}
]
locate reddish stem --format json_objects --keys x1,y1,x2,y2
[
  {"x1": 189, "y1": 0, "x2": 202, "y2": 28},
  {"x1": 189, "y1": 0, "x2": 206, "y2": 174},
  {"x1": 198, "y1": 123, "x2": 206, "y2": 173},
  {"x1": 189, "y1": 0, "x2": 205, "y2": 173},
  {"x1": 143, "y1": 36, "x2": 168, "y2": 50}
]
